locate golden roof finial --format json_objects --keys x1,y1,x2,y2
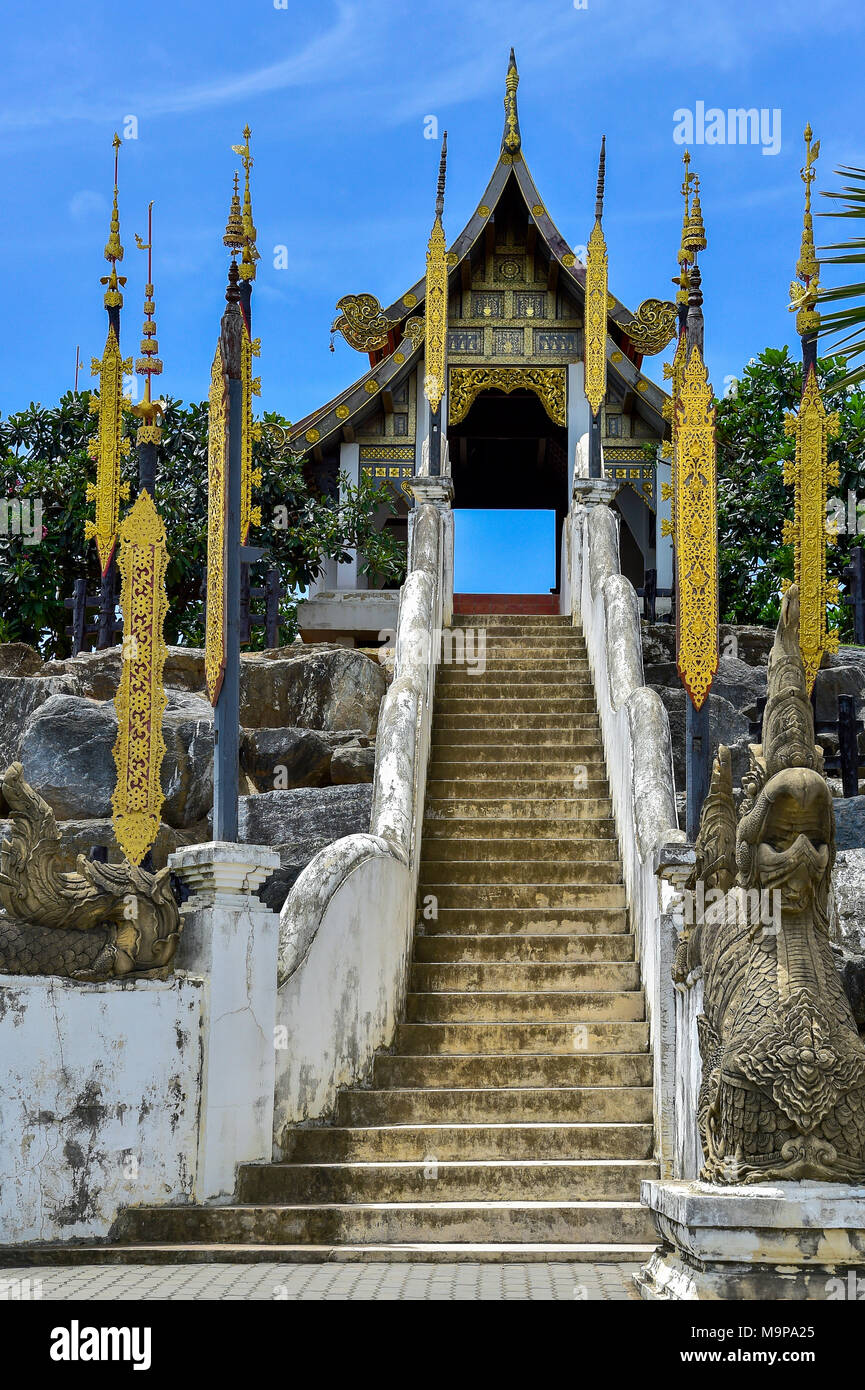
[
  {"x1": 224, "y1": 171, "x2": 245, "y2": 257},
  {"x1": 789, "y1": 123, "x2": 821, "y2": 337},
  {"x1": 676, "y1": 149, "x2": 697, "y2": 304},
  {"x1": 501, "y1": 47, "x2": 521, "y2": 156},
  {"x1": 684, "y1": 173, "x2": 707, "y2": 260},
  {"x1": 133, "y1": 203, "x2": 163, "y2": 423},
  {"x1": 104, "y1": 132, "x2": 124, "y2": 265},
  {"x1": 232, "y1": 124, "x2": 259, "y2": 282}
]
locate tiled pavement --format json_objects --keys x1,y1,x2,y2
[{"x1": 1, "y1": 1262, "x2": 641, "y2": 1301}]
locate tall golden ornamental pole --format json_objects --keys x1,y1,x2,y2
[
  {"x1": 111, "y1": 206, "x2": 170, "y2": 866},
  {"x1": 783, "y1": 125, "x2": 840, "y2": 694},
  {"x1": 85, "y1": 133, "x2": 132, "y2": 576}
]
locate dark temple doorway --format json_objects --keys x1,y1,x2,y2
[{"x1": 448, "y1": 388, "x2": 568, "y2": 591}]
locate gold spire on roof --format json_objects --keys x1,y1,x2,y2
[
  {"x1": 132, "y1": 203, "x2": 164, "y2": 444},
  {"x1": 584, "y1": 136, "x2": 608, "y2": 417},
  {"x1": 101, "y1": 133, "x2": 127, "y2": 310},
  {"x1": 224, "y1": 172, "x2": 245, "y2": 255},
  {"x1": 232, "y1": 124, "x2": 260, "y2": 282},
  {"x1": 675, "y1": 150, "x2": 697, "y2": 305},
  {"x1": 501, "y1": 48, "x2": 521, "y2": 156},
  {"x1": 684, "y1": 173, "x2": 707, "y2": 261},
  {"x1": 424, "y1": 132, "x2": 449, "y2": 413},
  {"x1": 789, "y1": 124, "x2": 821, "y2": 336}
]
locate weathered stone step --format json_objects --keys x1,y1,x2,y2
[
  {"x1": 419, "y1": 907, "x2": 629, "y2": 935},
  {"x1": 435, "y1": 697, "x2": 597, "y2": 715},
  {"x1": 114, "y1": 1200, "x2": 656, "y2": 1247},
  {"x1": 452, "y1": 615, "x2": 574, "y2": 628},
  {"x1": 431, "y1": 729, "x2": 605, "y2": 749},
  {"x1": 419, "y1": 885, "x2": 626, "y2": 911},
  {"x1": 433, "y1": 713, "x2": 600, "y2": 731},
  {"x1": 437, "y1": 666, "x2": 592, "y2": 684},
  {"x1": 422, "y1": 816, "x2": 617, "y2": 839},
  {"x1": 3, "y1": 1241, "x2": 658, "y2": 1265},
  {"x1": 372, "y1": 1052, "x2": 651, "y2": 1088},
  {"x1": 409, "y1": 961, "x2": 640, "y2": 992},
  {"x1": 426, "y1": 776, "x2": 609, "y2": 799},
  {"x1": 404, "y1": 990, "x2": 645, "y2": 1023},
  {"x1": 461, "y1": 658, "x2": 592, "y2": 672},
  {"x1": 429, "y1": 748, "x2": 605, "y2": 771},
  {"x1": 336, "y1": 1086, "x2": 651, "y2": 1127},
  {"x1": 413, "y1": 932, "x2": 635, "y2": 962},
  {"x1": 424, "y1": 799, "x2": 614, "y2": 823},
  {"x1": 420, "y1": 838, "x2": 617, "y2": 864},
  {"x1": 428, "y1": 759, "x2": 607, "y2": 782},
  {"x1": 285, "y1": 1118, "x2": 653, "y2": 1161},
  {"x1": 418, "y1": 860, "x2": 621, "y2": 889},
  {"x1": 435, "y1": 686, "x2": 597, "y2": 704},
  {"x1": 237, "y1": 1158, "x2": 658, "y2": 1204}
]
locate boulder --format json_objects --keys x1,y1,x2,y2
[
  {"x1": 16, "y1": 694, "x2": 117, "y2": 819},
  {"x1": 241, "y1": 727, "x2": 332, "y2": 791},
  {"x1": 15, "y1": 691, "x2": 213, "y2": 828},
  {"x1": 240, "y1": 647, "x2": 386, "y2": 734},
  {"x1": 834, "y1": 796, "x2": 865, "y2": 853},
  {"x1": 720, "y1": 625, "x2": 773, "y2": 666},
  {"x1": 236, "y1": 784, "x2": 373, "y2": 912},
  {"x1": 814, "y1": 663, "x2": 865, "y2": 721},
  {"x1": 0, "y1": 675, "x2": 75, "y2": 775},
  {"x1": 0, "y1": 817, "x2": 209, "y2": 871},
  {"x1": 651, "y1": 687, "x2": 750, "y2": 791},
  {"x1": 239, "y1": 726, "x2": 368, "y2": 791},
  {"x1": 0, "y1": 643, "x2": 42, "y2": 677},
  {"x1": 330, "y1": 739, "x2": 376, "y2": 784},
  {"x1": 161, "y1": 708, "x2": 214, "y2": 828},
  {"x1": 42, "y1": 645, "x2": 206, "y2": 699},
  {"x1": 833, "y1": 848, "x2": 865, "y2": 953},
  {"x1": 711, "y1": 657, "x2": 767, "y2": 720}
]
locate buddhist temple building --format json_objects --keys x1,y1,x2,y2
[{"x1": 293, "y1": 51, "x2": 673, "y2": 644}]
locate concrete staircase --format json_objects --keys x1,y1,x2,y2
[{"x1": 23, "y1": 614, "x2": 657, "y2": 1264}]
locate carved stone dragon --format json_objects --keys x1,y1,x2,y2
[
  {"x1": 0, "y1": 763, "x2": 181, "y2": 980},
  {"x1": 674, "y1": 585, "x2": 865, "y2": 1182}
]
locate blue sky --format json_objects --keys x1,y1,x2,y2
[{"x1": 2, "y1": 0, "x2": 864, "y2": 589}]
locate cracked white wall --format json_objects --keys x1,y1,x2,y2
[{"x1": 0, "y1": 973, "x2": 204, "y2": 1246}]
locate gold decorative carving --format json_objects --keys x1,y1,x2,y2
[
  {"x1": 403, "y1": 293, "x2": 417, "y2": 309},
  {"x1": 85, "y1": 327, "x2": 132, "y2": 575},
  {"x1": 335, "y1": 404, "x2": 350, "y2": 419},
  {"x1": 403, "y1": 316, "x2": 425, "y2": 350},
  {"x1": 332, "y1": 293, "x2": 394, "y2": 352},
  {"x1": 674, "y1": 345, "x2": 718, "y2": 709},
  {"x1": 477, "y1": 205, "x2": 491, "y2": 218},
  {"x1": 616, "y1": 298, "x2": 677, "y2": 356},
  {"x1": 363, "y1": 381, "x2": 379, "y2": 396},
  {"x1": 584, "y1": 218, "x2": 608, "y2": 416},
  {"x1": 448, "y1": 366, "x2": 566, "y2": 428},
  {"x1": 0, "y1": 763, "x2": 180, "y2": 980},
  {"x1": 561, "y1": 253, "x2": 576, "y2": 268},
  {"x1": 675, "y1": 589, "x2": 865, "y2": 1183},
  {"x1": 783, "y1": 366, "x2": 840, "y2": 692},
  {"x1": 205, "y1": 345, "x2": 228, "y2": 707},
  {"x1": 111, "y1": 491, "x2": 168, "y2": 867},
  {"x1": 305, "y1": 427, "x2": 320, "y2": 441},
  {"x1": 240, "y1": 326, "x2": 262, "y2": 543},
  {"x1": 424, "y1": 215, "x2": 448, "y2": 413}
]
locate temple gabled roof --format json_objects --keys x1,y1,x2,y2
[{"x1": 289, "y1": 51, "x2": 671, "y2": 455}]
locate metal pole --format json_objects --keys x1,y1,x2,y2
[{"x1": 213, "y1": 272, "x2": 243, "y2": 843}]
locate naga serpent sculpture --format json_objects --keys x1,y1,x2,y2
[
  {"x1": 0, "y1": 762, "x2": 181, "y2": 981},
  {"x1": 674, "y1": 585, "x2": 865, "y2": 1182}
]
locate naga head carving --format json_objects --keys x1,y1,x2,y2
[
  {"x1": 0, "y1": 762, "x2": 181, "y2": 981},
  {"x1": 676, "y1": 586, "x2": 865, "y2": 1183}
]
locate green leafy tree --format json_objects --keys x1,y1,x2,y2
[
  {"x1": 716, "y1": 346, "x2": 865, "y2": 636},
  {"x1": 0, "y1": 393, "x2": 406, "y2": 654}
]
